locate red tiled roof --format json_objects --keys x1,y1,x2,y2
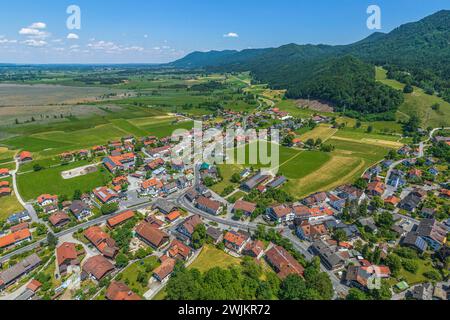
[
  {"x1": 265, "y1": 245, "x2": 304, "y2": 279},
  {"x1": 37, "y1": 194, "x2": 58, "y2": 205},
  {"x1": 234, "y1": 200, "x2": 257, "y2": 214},
  {"x1": 106, "y1": 281, "x2": 141, "y2": 300},
  {"x1": 19, "y1": 151, "x2": 32, "y2": 160},
  {"x1": 167, "y1": 239, "x2": 192, "y2": 260},
  {"x1": 136, "y1": 222, "x2": 169, "y2": 248},
  {"x1": 56, "y1": 242, "x2": 79, "y2": 266},
  {"x1": 153, "y1": 257, "x2": 176, "y2": 281},
  {"x1": 26, "y1": 280, "x2": 42, "y2": 292},
  {"x1": 83, "y1": 255, "x2": 114, "y2": 280},
  {"x1": 0, "y1": 229, "x2": 31, "y2": 248},
  {"x1": 166, "y1": 211, "x2": 181, "y2": 222},
  {"x1": 0, "y1": 168, "x2": 9, "y2": 175},
  {"x1": 224, "y1": 231, "x2": 247, "y2": 248},
  {"x1": 197, "y1": 196, "x2": 221, "y2": 212},
  {"x1": 107, "y1": 210, "x2": 135, "y2": 228},
  {"x1": 48, "y1": 212, "x2": 70, "y2": 226}
]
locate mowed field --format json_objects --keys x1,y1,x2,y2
[
  {"x1": 376, "y1": 67, "x2": 450, "y2": 128},
  {"x1": 17, "y1": 160, "x2": 111, "y2": 201},
  {"x1": 216, "y1": 125, "x2": 400, "y2": 199}
]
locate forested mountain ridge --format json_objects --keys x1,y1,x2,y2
[{"x1": 168, "y1": 10, "x2": 450, "y2": 117}]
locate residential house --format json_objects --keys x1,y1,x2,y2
[
  {"x1": 399, "y1": 190, "x2": 426, "y2": 212},
  {"x1": 345, "y1": 265, "x2": 391, "y2": 291},
  {"x1": 48, "y1": 212, "x2": 71, "y2": 228},
  {"x1": 241, "y1": 172, "x2": 270, "y2": 192},
  {"x1": 177, "y1": 215, "x2": 203, "y2": 239},
  {"x1": 106, "y1": 281, "x2": 141, "y2": 301},
  {"x1": 265, "y1": 245, "x2": 304, "y2": 279},
  {"x1": 195, "y1": 196, "x2": 223, "y2": 215},
  {"x1": 233, "y1": 200, "x2": 257, "y2": 216},
  {"x1": 57, "y1": 242, "x2": 83, "y2": 274},
  {"x1": 163, "y1": 181, "x2": 178, "y2": 195},
  {"x1": 93, "y1": 187, "x2": 119, "y2": 204},
  {"x1": 82, "y1": 255, "x2": 115, "y2": 281},
  {"x1": 415, "y1": 219, "x2": 448, "y2": 251},
  {"x1": 37, "y1": 194, "x2": 58, "y2": 207},
  {"x1": 18, "y1": 151, "x2": 32, "y2": 162},
  {"x1": 223, "y1": 231, "x2": 249, "y2": 254},
  {"x1": 206, "y1": 226, "x2": 223, "y2": 244},
  {"x1": 166, "y1": 211, "x2": 181, "y2": 224},
  {"x1": 296, "y1": 221, "x2": 327, "y2": 241},
  {"x1": 135, "y1": 221, "x2": 170, "y2": 249},
  {"x1": 103, "y1": 153, "x2": 136, "y2": 173},
  {"x1": 84, "y1": 226, "x2": 119, "y2": 259},
  {"x1": 402, "y1": 232, "x2": 429, "y2": 252},
  {"x1": 310, "y1": 240, "x2": 345, "y2": 271},
  {"x1": 167, "y1": 239, "x2": 192, "y2": 261},
  {"x1": 6, "y1": 211, "x2": 30, "y2": 225},
  {"x1": 266, "y1": 204, "x2": 294, "y2": 224},
  {"x1": 153, "y1": 256, "x2": 176, "y2": 283},
  {"x1": 140, "y1": 178, "x2": 163, "y2": 197},
  {"x1": 0, "y1": 229, "x2": 32, "y2": 249},
  {"x1": 70, "y1": 200, "x2": 92, "y2": 220},
  {"x1": 367, "y1": 181, "x2": 386, "y2": 197},
  {"x1": 359, "y1": 217, "x2": 378, "y2": 233},
  {"x1": 112, "y1": 176, "x2": 128, "y2": 187},
  {"x1": 302, "y1": 192, "x2": 328, "y2": 206},
  {"x1": 243, "y1": 240, "x2": 265, "y2": 259}
]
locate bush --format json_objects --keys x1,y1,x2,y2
[{"x1": 401, "y1": 259, "x2": 419, "y2": 273}]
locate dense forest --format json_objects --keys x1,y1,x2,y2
[{"x1": 169, "y1": 10, "x2": 450, "y2": 116}]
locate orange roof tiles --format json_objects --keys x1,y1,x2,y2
[
  {"x1": 0, "y1": 229, "x2": 31, "y2": 248},
  {"x1": 107, "y1": 210, "x2": 135, "y2": 228}
]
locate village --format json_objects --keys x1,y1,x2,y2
[{"x1": 0, "y1": 105, "x2": 449, "y2": 301}]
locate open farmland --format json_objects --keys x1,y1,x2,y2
[
  {"x1": 0, "y1": 83, "x2": 130, "y2": 106},
  {"x1": 17, "y1": 160, "x2": 111, "y2": 201}
]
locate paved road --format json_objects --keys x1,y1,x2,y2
[
  {"x1": 281, "y1": 229, "x2": 349, "y2": 298},
  {"x1": 11, "y1": 159, "x2": 39, "y2": 223}
]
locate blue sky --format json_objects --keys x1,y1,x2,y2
[{"x1": 0, "y1": 0, "x2": 448, "y2": 64}]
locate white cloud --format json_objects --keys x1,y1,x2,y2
[
  {"x1": 0, "y1": 37, "x2": 17, "y2": 44},
  {"x1": 23, "y1": 39, "x2": 47, "y2": 47},
  {"x1": 29, "y1": 22, "x2": 46, "y2": 29},
  {"x1": 67, "y1": 33, "x2": 79, "y2": 40},
  {"x1": 223, "y1": 32, "x2": 239, "y2": 38},
  {"x1": 144, "y1": 34, "x2": 149, "y2": 38}
]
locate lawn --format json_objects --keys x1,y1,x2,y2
[
  {"x1": 188, "y1": 245, "x2": 241, "y2": 273},
  {"x1": 17, "y1": 160, "x2": 111, "y2": 201},
  {"x1": 0, "y1": 190, "x2": 24, "y2": 222},
  {"x1": 120, "y1": 256, "x2": 160, "y2": 296},
  {"x1": 392, "y1": 259, "x2": 436, "y2": 286}
]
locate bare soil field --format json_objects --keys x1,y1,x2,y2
[
  {"x1": 295, "y1": 99, "x2": 334, "y2": 113},
  {"x1": 61, "y1": 164, "x2": 99, "y2": 179}
]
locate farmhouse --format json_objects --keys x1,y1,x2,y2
[
  {"x1": 107, "y1": 210, "x2": 135, "y2": 229},
  {"x1": 267, "y1": 176, "x2": 287, "y2": 189},
  {"x1": 6, "y1": 211, "x2": 30, "y2": 225},
  {"x1": 84, "y1": 226, "x2": 119, "y2": 259},
  {"x1": 106, "y1": 281, "x2": 141, "y2": 301},
  {"x1": 135, "y1": 221, "x2": 170, "y2": 249},
  {"x1": 241, "y1": 172, "x2": 270, "y2": 191},
  {"x1": 93, "y1": 187, "x2": 119, "y2": 204},
  {"x1": 0, "y1": 229, "x2": 32, "y2": 249},
  {"x1": 82, "y1": 255, "x2": 115, "y2": 281},
  {"x1": 148, "y1": 145, "x2": 171, "y2": 157},
  {"x1": 0, "y1": 254, "x2": 41, "y2": 291},
  {"x1": 265, "y1": 245, "x2": 304, "y2": 279}
]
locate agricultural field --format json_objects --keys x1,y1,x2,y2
[
  {"x1": 298, "y1": 124, "x2": 337, "y2": 142},
  {"x1": 17, "y1": 160, "x2": 111, "y2": 201},
  {"x1": 376, "y1": 67, "x2": 450, "y2": 128}
]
